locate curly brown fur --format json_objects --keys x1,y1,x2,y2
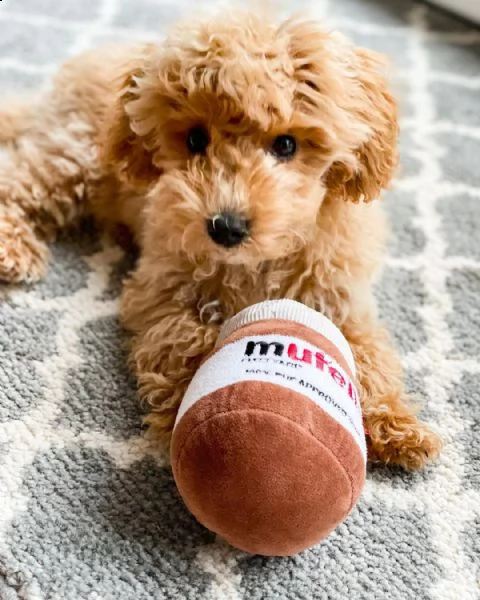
[{"x1": 0, "y1": 11, "x2": 442, "y2": 469}]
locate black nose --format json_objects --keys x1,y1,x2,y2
[{"x1": 206, "y1": 213, "x2": 249, "y2": 248}]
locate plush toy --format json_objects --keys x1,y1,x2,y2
[{"x1": 171, "y1": 299, "x2": 366, "y2": 556}]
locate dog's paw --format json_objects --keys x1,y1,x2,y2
[
  {"x1": 366, "y1": 407, "x2": 442, "y2": 471},
  {"x1": 0, "y1": 211, "x2": 48, "y2": 283}
]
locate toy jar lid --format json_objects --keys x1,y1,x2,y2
[{"x1": 217, "y1": 299, "x2": 356, "y2": 377}]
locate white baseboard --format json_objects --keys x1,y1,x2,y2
[{"x1": 428, "y1": 0, "x2": 480, "y2": 24}]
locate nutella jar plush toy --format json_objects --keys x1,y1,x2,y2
[{"x1": 171, "y1": 300, "x2": 366, "y2": 556}]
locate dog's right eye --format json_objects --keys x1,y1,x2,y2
[
  {"x1": 271, "y1": 135, "x2": 297, "y2": 161},
  {"x1": 186, "y1": 127, "x2": 210, "y2": 155}
]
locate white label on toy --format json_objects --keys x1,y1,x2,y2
[{"x1": 175, "y1": 334, "x2": 367, "y2": 462}]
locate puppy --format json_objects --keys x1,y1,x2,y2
[{"x1": 0, "y1": 11, "x2": 441, "y2": 469}]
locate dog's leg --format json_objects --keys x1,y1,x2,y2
[
  {"x1": 0, "y1": 103, "x2": 95, "y2": 283},
  {"x1": 121, "y1": 270, "x2": 220, "y2": 449},
  {"x1": 131, "y1": 311, "x2": 218, "y2": 449},
  {"x1": 0, "y1": 205, "x2": 50, "y2": 284},
  {"x1": 342, "y1": 317, "x2": 442, "y2": 470}
]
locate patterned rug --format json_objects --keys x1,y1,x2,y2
[{"x1": 0, "y1": 0, "x2": 479, "y2": 598}]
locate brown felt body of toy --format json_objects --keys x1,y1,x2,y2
[{"x1": 171, "y1": 317, "x2": 366, "y2": 556}]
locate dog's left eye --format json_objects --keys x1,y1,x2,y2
[
  {"x1": 186, "y1": 126, "x2": 210, "y2": 155},
  {"x1": 271, "y1": 135, "x2": 297, "y2": 160}
]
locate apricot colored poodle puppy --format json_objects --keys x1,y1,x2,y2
[{"x1": 0, "y1": 11, "x2": 442, "y2": 469}]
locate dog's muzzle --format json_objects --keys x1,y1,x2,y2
[{"x1": 206, "y1": 213, "x2": 249, "y2": 248}]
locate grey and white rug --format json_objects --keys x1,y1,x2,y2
[{"x1": 0, "y1": 0, "x2": 479, "y2": 598}]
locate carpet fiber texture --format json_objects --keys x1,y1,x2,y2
[{"x1": 0, "y1": 0, "x2": 479, "y2": 598}]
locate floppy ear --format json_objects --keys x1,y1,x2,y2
[
  {"x1": 325, "y1": 48, "x2": 399, "y2": 203},
  {"x1": 99, "y1": 49, "x2": 162, "y2": 189}
]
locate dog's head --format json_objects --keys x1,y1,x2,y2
[{"x1": 101, "y1": 13, "x2": 398, "y2": 267}]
